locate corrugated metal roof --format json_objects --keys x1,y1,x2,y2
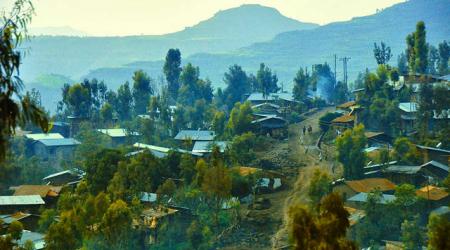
[
  {"x1": 398, "y1": 102, "x2": 419, "y2": 113},
  {"x1": 347, "y1": 192, "x2": 395, "y2": 204},
  {"x1": 13, "y1": 185, "x2": 61, "y2": 198},
  {"x1": 246, "y1": 92, "x2": 295, "y2": 102},
  {"x1": 97, "y1": 128, "x2": 140, "y2": 137},
  {"x1": 345, "y1": 178, "x2": 396, "y2": 193},
  {"x1": 332, "y1": 115, "x2": 355, "y2": 123},
  {"x1": 38, "y1": 138, "x2": 81, "y2": 147},
  {"x1": 416, "y1": 145, "x2": 450, "y2": 154},
  {"x1": 43, "y1": 170, "x2": 78, "y2": 180},
  {"x1": 17, "y1": 230, "x2": 45, "y2": 250},
  {"x1": 174, "y1": 130, "x2": 215, "y2": 141},
  {"x1": 416, "y1": 186, "x2": 449, "y2": 201},
  {"x1": 25, "y1": 133, "x2": 64, "y2": 140},
  {"x1": 140, "y1": 192, "x2": 157, "y2": 203},
  {"x1": 0, "y1": 195, "x2": 45, "y2": 206},
  {"x1": 384, "y1": 165, "x2": 422, "y2": 174},
  {"x1": 133, "y1": 143, "x2": 203, "y2": 156},
  {"x1": 192, "y1": 141, "x2": 228, "y2": 153},
  {"x1": 421, "y1": 160, "x2": 449, "y2": 172}
]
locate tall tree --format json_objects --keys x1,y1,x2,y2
[
  {"x1": 293, "y1": 68, "x2": 310, "y2": 102},
  {"x1": 117, "y1": 82, "x2": 133, "y2": 120},
  {"x1": 427, "y1": 214, "x2": 450, "y2": 250},
  {"x1": 413, "y1": 21, "x2": 428, "y2": 74},
  {"x1": 132, "y1": 70, "x2": 153, "y2": 115},
  {"x1": 255, "y1": 63, "x2": 279, "y2": 97},
  {"x1": 398, "y1": 52, "x2": 408, "y2": 75},
  {"x1": 0, "y1": 0, "x2": 48, "y2": 162},
  {"x1": 438, "y1": 40, "x2": 449, "y2": 75},
  {"x1": 223, "y1": 64, "x2": 250, "y2": 109},
  {"x1": 163, "y1": 49, "x2": 182, "y2": 101},
  {"x1": 406, "y1": 34, "x2": 416, "y2": 73},
  {"x1": 336, "y1": 124, "x2": 367, "y2": 180},
  {"x1": 428, "y1": 45, "x2": 439, "y2": 75},
  {"x1": 373, "y1": 42, "x2": 392, "y2": 65},
  {"x1": 307, "y1": 169, "x2": 331, "y2": 207},
  {"x1": 226, "y1": 101, "x2": 253, "y2": 136}
]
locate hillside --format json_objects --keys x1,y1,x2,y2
[
  {"x1": 21, "y1": 4, "x2": 317, "y2": 86},
  {"x1": 85, "y1": 0, "x2": 450, "y2": 90}
]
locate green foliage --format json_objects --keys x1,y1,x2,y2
[
  {"x1": 116, "y1": 81, "x2": 133, "y2": 120},
  {"x1": 38, "y1": 209, "x2": 58, "y2": 233},
  {"x1": 187, "y1": 220, "x2": 204, "y2": 250},
  {"x1": 85, "y1": 148, "x2": 124, "y2": 194},
  {"x1": 178, "y1": 63, "x2": 213, "y2": 106},
  {"x1": 401, "y1": 215, "x2": 424, "y2": 250},
  {"x1": 393, "y1": 137, "x2": 421, "y2": 165},
  {"x1": 226, "y1": 132, "x2": 256, "y2": 165},
  {"x1": 307, "y1": 169, "x2": 331, "y2": 207},
  {"x1": 373, "y1": 42, "x2": 392, "y2": 65},
  {"x1": 336, "y1": 124, "x2": 367, "y2": 180},
  {"x1": 100, "y1": 199, "x2": 133, "y2": 246},
  {"x1": 0, "y1": 0, "x2": 48, "y2": 162},
  {"x1": 212, "y1": 111, "x2": 227, "y2": 137},
  {"x1": 413, "y1": 21, "x2": 428, "y2": 74},
  {"x1": 164, "y1": 49, "x2": 182, "y2": 101},
  {"x1": 289, "y1": 193, "x2": 357, "y2": 250},
  {"x1": 254, "y1": 63, "x2": 279, "y2": 96},
  {"x1": 157, "y1": 179, "x2": 177, "y2": 201},
  {"x1": 223, "y1": 64, "x2": 250, "y2": 109},
  {"x1": 8, "y1": 220, "x2": 23, "y2": 240},
  {"x1": 398, "y1": 52, "x2": 408, "y2": 75},
  {"x1": 427, "y1": 214, "x2": 450, "y2": 250},
  {"x1": 99, "y1": 102, "x2": 113, "y2": 125},
  {"x1": 293, "y1": 67, "x2": 311, "y2": 102},
  {"x1": 226, "y1": 101, "x2": 253, "y2": 136},
  {"x1": 132, "y1": 70, "x2": 153, "y2": 115},
  {"x1": 437, "y1": 40, "x2": 449, "y2": 75}
]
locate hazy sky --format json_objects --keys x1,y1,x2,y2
[{"x1": 1, "y1": 0, "x2": 405, "y2": 36}]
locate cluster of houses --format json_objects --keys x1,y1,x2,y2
[{"x1": 329, "y1": 73, "x2": 450, "y2": 247}]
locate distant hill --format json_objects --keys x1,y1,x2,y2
[
  {"x1": 85, "y1": 0, "x2": 450, "y2": 90},
  {"x1": 21, "y1": 4, "x2": 318, "y2": 87},
  {"x1": 29, "y1": 26, "x2": 90, "y2": 36}
]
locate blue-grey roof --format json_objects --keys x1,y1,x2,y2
[
  {"x1": 25, "y1": 133, "x2": 64, "y2": 140},
  {"x1": 174, "y1": 130, "x2": 215, "y2": 141},
  {"x1": 133, "y1": 143, "x2": 203, "y2": 157},
  {"x1": 38, "y1": 138, "x2": 81, "y2": 147},
  {"x1": 140, "y1": 192, "x2": 157, "y2": 203},
  {"x1": 192, "y1": 141, "x2": 228, "y2": 153},
  {"x1": 416, "y1": 145, "x2": 450, "y2": 154},
  {"x1": 0, "y1": 195, "x2": 45, "y2": 206},
  {"x1": 97, "y1": 128, "x2": 140, "y2": 137},
  {"x1": 246, "y1": 92, "x2": 295, "y2": 102},
  {"x1": 421, "y1": 160, "x2": 449, "y2": 173},
  {"x1": 384, "y1": 165, "x2": 422, "y2": 174},
  {"x1": 439, "y1": 74, "x2": 450, "y2": 81},
  {"x1": 431, "y1": 206, "x2": 450, "y2": 216},
  {"x1": 347, "y1": 192, "x2": 395, "y2": 204},
  {"x1": 17, "y1": 230, "x2": 45, "y2": 249},
  {"x1": 398, "y1": 102, "x2": 419, "y2": 113}
]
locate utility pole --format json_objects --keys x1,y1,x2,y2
[
  {"x1": 334, "y1": 54, "x2": 337, "y2": 87},
  {"x1": 340, "y1": 57, "x2": 351, "y2": 87}
]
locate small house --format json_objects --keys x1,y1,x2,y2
[
  {"x1": 32, "y1": 138, "x2": 80, "y2": 162},
  {"x1": 415, "y1": 145, "x2": 450, "y2": 166},
  {"x1": 0, "y1": 212, "x2": 40, "y2": 231},
  {"x1": 192, "y1": 141, "x2": 228, "y2": 154},
  {"x1": 252, "y1": 115, "x2": 287, "y2": 138},
  {"x1": 97, "y1": 128, "x2": 140, "y2": 147},
  {"x1": 174, "y1": 130, "x2": 215, "y2": 142},
  {"x1": 333, "y1": 178, "x2": 396, "y2": 201},
  {"x1": 245, "y1": 92, "x2": 296, "y2": 107},
  {"x1": 383, "y1": 165, "x2": 425, "y2": 186},
  {"x1": 398, "y1": 102, "x2": 418, "y2": 134},
  {"x1": 346, "y1": 192, "x2": 395, "y2": 208},
  {"x1": 12, "y1": 185, "x2": 61, "y2": 207},
  {"x1": 252, "y1": 102, "x2": 281, "y2": 116},
  {"x1": 43, "y1": 169, "x2": 84, "y2": 186},
  {"x1": 416, "y1": 185, "x2": 450, "y2": 208},
  {"x1": 0, "y1": 195, "x2": 45, "y2": 214}
]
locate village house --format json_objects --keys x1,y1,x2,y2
[
  {"x1": 416, "y1": 185, "x2": 450, "y2": 209},
  {"x1": 415, "y1": 145, "x2": 450, "y2": 166},
  {"x1": 174, "y1": 130, "x2": 215, "y2": 143},
  {"x1": 245, "y1": 92, "x2": 297, "y2": 108},
  {"x1": 251, "y1": 102, "x2": 281, "y2": 116},
  {"x1": 346, "y1": 192, "x2": 396, "y2": 209},
  {"x1": 32, "y1": 138, "x2": 81, "y2": 162},
  {"x1": 333, "y1": 178, "x2": 396, "y2": 201},
  {"x1": 97, "y1": 128, "x2": 140, "y2": 147},
  {"x1": 136, "y1": 206, "x2": 180, "y2": 245},
  {"x1": 0, "y1": 195, "x2": 45, "y2": 214},
  {"x1": 192, "y1": 141, "x2": 228, "y2": 154},
  {"x1": 12, "y1": 185, "x2": 62, "y2": 207},
  {"x1": 0, "y1": 212, "x2": 40, "y2": 231},
  {"x1": 398, "y1": 102, "x2": 418, "y2": 135},
  {"x1": 43, "y1": 169, "x2": 84, "y2": 186},
  {"x1": 251, "y1": 115, "x2": 288, "y2": 138}
]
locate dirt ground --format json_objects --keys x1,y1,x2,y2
[{"x1": 220, "y1": 107, "x2": 339, "y2": 250}]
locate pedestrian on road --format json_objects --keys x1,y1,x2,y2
[
  {"x1": 308, "y1": 125, "x2": 312, "y2": 134},
  {"x1": 302, "y1": 126, "x2": 306, "y2": 135}
]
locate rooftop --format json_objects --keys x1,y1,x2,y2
[
  {"x1": 246, "y1": 92, "x2": 295, "y2": 102},
  {"x1": 398, "y1": 102, "x2": 419, "y2": 113},
  {"x1": 0, "y1": 212, "x2": 32, "y2": 224},
  {"x1": 331, "y1": 115, "x2": 355, "y2": 123},
  {"x1": 25, "y1": 133, "x2": 64, "y2": 140},
  {"x1": 17, "y1": 230, "x2": 45, "y2": 250},
  {"x1": 345, "y1": 178, "x2": 396, "y2": 193},
  {"x1": 97, "y1": 128, "x2": 140, "y2": 137},
  {"x1": 192, "y1": 141, "x2": 228, "y2": 153},
  {"x1": 140, "y1": 192, "x2": 157, "y2": 203},
  {"x1": 347, "y1": 192, "x2": 395, "y2": 204},
  {"x1": 416, "y1": 185, "x2": 449, "y2": 201},
  {"x1": 13, "y1": 185, "x2": 62, "y2": 198},
  {"x1": 251, "y1": 102, "x2": 281, "y2": 109},
  {"x1": 384, "y1": 165, "x2": 423, "y2": 174},
  {"x1": 174, "y1": 130, "x2": 215, "y2": 141},
  {"x1": 0, "y1": 195, "x2": 45, "y2": 206},
  {"x1": 337, "y1": 101, "x2": 356, "y2": 109},
  {"x1": 416, "y1": 145, "x2": 450, "y2": 154},
  {"x1": 133, "y1": 143, "x2": 203, "y2": 157},
  {"x1": 43, "y1": 169, "x2": 84, "y2": 181},
  {"x1": 37, "y1": 138, "x2": 81, "y2": 147}
]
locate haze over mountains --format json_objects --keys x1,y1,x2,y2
[
  {"x1": 21, "y1": 4, "x2": 317, "y2": 85},
  {"x1": 23, "y1": 0, "x2": 450, "y2": 112}
]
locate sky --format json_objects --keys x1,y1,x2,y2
[{"x1": 1, "y1": 0, "x2": 405, "y2": 36}]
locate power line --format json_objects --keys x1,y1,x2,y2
[{"x1": 340, "y1": 57, "x2": 351, "y2": 86}]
